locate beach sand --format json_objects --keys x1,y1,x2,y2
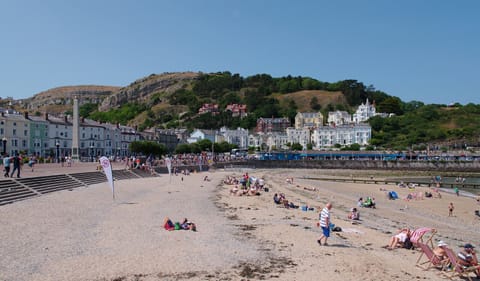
[{"x1": 1, "y1": 168, "x2": 480, "y2": 280}]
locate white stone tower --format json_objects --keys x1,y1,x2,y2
[{"x1": 71, "y1": 96, "x2": 80, "y2": 161}]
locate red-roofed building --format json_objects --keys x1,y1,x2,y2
[
  {"x1": 225, "y1": 103, "x2": 247, "y2": 118},
  {"x1": 198, "y1": 103, "x2": 219, "y2": 115}
]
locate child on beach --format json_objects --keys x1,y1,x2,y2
[
  {"x1": 348, "y1": 208, "x2": 360, "y2": 220},
  {"x1": 448, "y1": 202, "x2": 454, "y2": 217}
]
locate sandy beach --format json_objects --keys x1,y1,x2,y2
[{"x1": 1, "y1": 167, "x2": 480, "y2": 281}]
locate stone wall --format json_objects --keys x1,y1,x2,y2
[{"x1": 214, "y1": 160, "x2": 480, "y2": 172}]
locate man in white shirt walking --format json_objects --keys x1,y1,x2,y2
[{"x1": 317, "y1": 202, "x2": 332, "y2": 246}]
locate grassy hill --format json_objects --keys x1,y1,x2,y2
[{"x1": 274, "y1": 90, "x2": 347, "y2": 112}]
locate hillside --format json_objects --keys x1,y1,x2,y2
[
  {"x1": 99, "y1": 72, "x2": 200, "y2": 111},
  {"x1": 274, "y1": 90, "x2": 347, "y2": 112},
  {"x1": 22, "y1": 85, "x2": 119, "y2": 114},
  {"x1": 6, "y1": 71, "x2": 480, "y2": 150}
]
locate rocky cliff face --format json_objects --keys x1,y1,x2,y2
[
  {"x1": 24, "y1": 85, "x2": 120, "y2": 111},
  {"x1": 98, "y1": 72, "x2": 200, "y2": 111}
]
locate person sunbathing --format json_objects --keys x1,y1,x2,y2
[
  {"x1": 457, "y1": 243, "x2": 480, "y2": 277},
  {"x1": 164, "y1": 217, "x2": 175, "y2": 231},
  {"x1": 386, "y1": 228, "x2": 410, "y2": 250},
  {"x1": 433, "y1": 241, "x2": 448, "y2": 263},
  {"x1": 181, "y1": 218, "x2": 197, "y2": 231},
  {"x1": 248, "y1": 185, "x2": 260, "y2": 196},
  {"x1": 347, "y1": 208, "x2": 360, "y2": 220},
  {"x1": 363, "y1": 197, "x2": 376, "y2": 208},
  {"x1": 230, "y1": 185, "x2": 240, "y2": 195},
  {"x1": 273, "y1": 193, "x2": 281, "y2": 204}
]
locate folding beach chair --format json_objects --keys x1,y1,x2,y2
[
  {"x1": 442, "y1": 247, "x2": 480, "y2": 281},
  {"x1": 415, "y1": 242, "x2": 446, "y2": 270},
  {"x1": 410, "y1": 227, "x2": 436, "y2": 249}
]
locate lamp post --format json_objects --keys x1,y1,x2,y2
[
  {"x1": 2, "y1": 137, "x2": 6, "y2": 155},
  {"x1": 56, "y1": 142, "x2": 60, "y2": 163},
  {"x1": 90, "y1": 145, "x2": 94, "y2": 162}
]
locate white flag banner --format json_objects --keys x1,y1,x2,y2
[
  {"x1": 165, "y1": 157, "x2": 172, "y2": 175},
  {"x1": 100, "y1": 156, "x2": 115, "y2": 200}
]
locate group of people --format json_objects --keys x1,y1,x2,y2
[
  {"x1": 2, "y1": 153, "x2": 22, "y2": 178},
  {"x1": 357, "y1": 197, "x2": 376, "y2": 208},
  {"x1": 385, "y1": 227, "x2": 480, "y2": 277},
  {"x1": 228, "y1": 173, "x2": 267, "y2": 196}
]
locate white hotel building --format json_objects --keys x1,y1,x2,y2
[{"x1": 311, "y1": 124, "x2": 371, "y2": 149}]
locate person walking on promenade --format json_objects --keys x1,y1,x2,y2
[
  {"x1": 448, "y1": 202, "x2": 454, "y2": 217},
  {"x1": 3, "y1": 153, "x2": 10, "y2": 177},
  {"x1": 10, "y1": 153, "x2": 21, "y2": 178},
  {"x1": 317, "y1": 202, "x2": 332, "y2": 246},
  {"x1": 28, "y1": 155, "x2": 36, "y2": 172}
]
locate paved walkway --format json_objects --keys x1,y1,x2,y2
[{"x1": 3, "y1": 161, "x2": 127, "y2": 179}]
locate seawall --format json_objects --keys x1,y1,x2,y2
[{"x1": 214, "y1": 160, "x2": 480, "y2": 173}]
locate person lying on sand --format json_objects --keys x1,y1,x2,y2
[
  {"x1": 164, "y1": 217, "x2": 175, "y2": 231},
  {"x1": 164, "y1": 217, "x2": 197, "y2": 231},
  {"x1": 385, "y1": 228, "x2": 410, "y2": 250},
  {"x1": 301, "y1": 186, "x2": 316, "y2": 191},
  {"x1": 181, "y1": 218, "x2": 197, "y2": 231}
]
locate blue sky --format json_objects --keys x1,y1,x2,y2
[{"x1": 1, "y1": 0, "x2": 479, "y2": 105}]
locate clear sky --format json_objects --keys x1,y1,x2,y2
[{"x1": 1, "y1": 0, "x2": 479, "y2": 105}]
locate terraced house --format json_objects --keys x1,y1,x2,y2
[{"x1": 0, "y1": 110, "x2": 142, "y2": 161}]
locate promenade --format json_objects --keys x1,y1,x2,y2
[{"x1": 4, "y1": 161, "x2": 126, "y2": 178}]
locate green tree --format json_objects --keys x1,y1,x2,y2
[
  {"x1": 79, "y1": 103, "x2": 98, "y2": 118},
  {"x1": 310, "y1": 97, "x2": 321, "y2": 111},
  {"x1": 129, "y1": 141, "x2": 166, "y2": 157},
  {"x1": 377, "y1": 97, "x2": 404, "y2": 115},
  {"x1": 291, "y1": 143, "x2": 303, "y2": 151},
  {"x1": 197, "y1": 139, "x2": 213, "y2": 151},
  {"x1": 175, "y1": 143, "x2": 191, "y2": 154}
]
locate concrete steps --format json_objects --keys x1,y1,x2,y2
[
  {"x1": 112, "y1": 170, "x2": 140, "y2": 180},
  {"x1": 70, "y1": 172, "x2": 107, "y2": 186},
  {"x1": 0, "y1": 168, "x2": 162, "y2": 206},
  {"x1": 130, "y1": 168, "x2": 156, "y2": 178},
  {"x1": 16, "y1": 175, "x2": 84, "y2": 194},
  {"x1": 0, "y1": 179, "x2": 39, "y2": 205}
]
